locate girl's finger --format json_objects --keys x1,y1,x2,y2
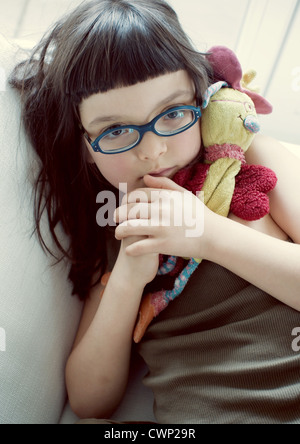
[
  {"x1": 121, "y1": 183, "x2": 175, "y2": 206},
  {"x1": 121, "y1": 188, "x2": 154, "y2": 205},
  {"x1": 114, "y1": 202, "x2": 151, "y2": 223},
  {"x1": 143, "y1": 174, "x2": 186, "y2": 192},
  {"x1": 125, "y1": 238, "x2": 160, "y2": 257},
  {"x1": 115, "y1": 219, "x2": 155, "y2": 240}
]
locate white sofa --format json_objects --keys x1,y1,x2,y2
[
  {"x1": 0, "y1": 34, "x2": 299, "y2": 424},
  {"x1": 0, "y1": 34, "x2": 82, "y2": 424},
  {"x1": 0, "y1": 34, "x2": 156, "y2": 425}
]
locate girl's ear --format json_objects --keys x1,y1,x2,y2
[
  {"x1": 86, "y1": 150, "x2": 95, "y2": 164},
  {"x1": 82, "y1": 137, "x2": 96, "y2": 164}
]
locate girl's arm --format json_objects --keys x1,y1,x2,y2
[
  {"x1": 205, "y1": 135, "x2": 300, "y2": 310},
  {"x1": 66, "y1": 237, "x2": 158, "y2": 419},
  {"x1": 204, "y1": 212, "x2": 300, "y2": 310},
  {"x1": 115, "y1": 136, "x2": 300, "y2": 310},
  {"x1": 246, "y1": 135, "x2": 300, "y2": 244},
  {"x1": 119, "y1": 205, "x2": 300, "y2": 311}
]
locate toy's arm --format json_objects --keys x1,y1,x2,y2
[{"x1": 230, "y1": 164, "x2": 277, "y2": 221}]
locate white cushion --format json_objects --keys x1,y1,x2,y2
[
  {"x1": 0, "y1": 34, "x2": 155, "y2": 425},
  {"x1": 0, "y1": 34, "x2": 83, "y2": 424}
]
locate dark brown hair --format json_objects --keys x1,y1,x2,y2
[{"x1": 10, "y1": 0, "x2": 213, "y2": 299}]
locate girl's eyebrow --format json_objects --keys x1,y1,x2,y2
[
  {"x1": 155, "y1": 89, "x2": 194, "y2": 109},
  {"x1": 87, "y1": 90, "x2": 194, "y2": 128},
  {"x1": 89, "y1": 114, "x2": 122, "y2": 127}
]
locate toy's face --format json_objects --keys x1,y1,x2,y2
[{"x1": 201, "y1": 89, "x2": 260, "y2": 152}]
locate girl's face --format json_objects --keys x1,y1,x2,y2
[{"x1": 79, "y1": 70, "x2": 202, "y2": 192}]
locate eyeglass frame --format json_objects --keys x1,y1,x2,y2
[{"x1": 81, "y1": 105, "x2": 202, "y2": 155}]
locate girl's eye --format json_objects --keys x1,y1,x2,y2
[
  {"x1": 164, "y1": 110, "x2": 185, "y2": 120},
  {"x1": 109, "y1": 129, "x2": 126, "y2": 138},
  {"x1": 99, "y1": 124, "x2": 123, "y2": 137},
  {"x1": 106, "y1": 128, "x2": 134, "y2": 139}
]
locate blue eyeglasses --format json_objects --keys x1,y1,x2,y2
[{"x1": 83, "y1": 105, "x2": 202, "y2": 154}]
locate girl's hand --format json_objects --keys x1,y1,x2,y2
[
  {"x1": 114, "y1": 235, "x2": 159, "y2": 290},
  {"x1": 114, "y1": 175, "x2": 212, "y2": 260}
]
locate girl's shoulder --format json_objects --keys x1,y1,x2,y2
[
  {"x1": 246, "y1": 134, "x2": 300, "y2": 243},
  {"x1": 246, "y1": 134, "x2": 299, "y2": 166}
]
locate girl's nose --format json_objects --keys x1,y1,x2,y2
[{"x1": 136, "y1": 132, "x2": 168, "y2": 161}]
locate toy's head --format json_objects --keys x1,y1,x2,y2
[
  {"x1": 201, "y1": 46, "x2": 273, "y2": 155},
  {"x1": 201, "y1": 87, "x2": 259, "y2": 153}
]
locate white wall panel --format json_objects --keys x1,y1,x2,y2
[
  {"x1": 0, "y1": 0, "x2": 299, "y2": 143},
  {"x1": 260, "y1": 2, "x2": 300, "y2": 144}
]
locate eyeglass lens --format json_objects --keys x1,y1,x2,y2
[{"x1": 99, "y1": 108, "x2": 195, "y2": 152}]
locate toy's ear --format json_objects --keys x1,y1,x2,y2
[
  {"x1": 207, "y1": 46, "x2": 273, "y2": 114},
  {"x1": 207, "y1": 46, "x2": 242, "y2": 88},
  {"x1": 202, "y1": 81, "x2": 228, "y2": 109}
]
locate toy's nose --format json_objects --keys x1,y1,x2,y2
[{"x1": 244, "y1": 115, "x2": 260, "y2": 134}]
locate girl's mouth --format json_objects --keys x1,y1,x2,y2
[{"x1": 147, "y1": 167, "x2": 176, "y2": 178}]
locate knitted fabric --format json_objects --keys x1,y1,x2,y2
[{"x1": 205, "y1": 145, "x2": 246, "y2": 164}]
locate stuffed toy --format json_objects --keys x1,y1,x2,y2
[{"x1": 101, "y1": 47, "x2": 278, "y2": 343}]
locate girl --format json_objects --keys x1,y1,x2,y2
[{"x1": 11, "y1": 0, "x2": 300, "y2": 424}]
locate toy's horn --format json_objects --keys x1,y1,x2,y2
[
  {"x1": 202, "y1": 81, "x2": 228, "y2": 109},
  {"x1": 207, "y1": 46, "x2": 273, "y2": 114}
]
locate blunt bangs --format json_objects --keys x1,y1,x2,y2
[
  {"x1": 49, "y1": 0, "x2": 211, "y2": 105},
  {"x1": 62, "y1": 2, "x2": 186, "y2": 103}
]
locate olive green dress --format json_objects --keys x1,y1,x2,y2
[{"x1": 106, "y1": 229, "x2": 300, "y2": 424}]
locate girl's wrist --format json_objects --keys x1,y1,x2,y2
[
  {"x1": 111, "y1": 259, "x2": 147, "y2": 295},
  {"x1": 199, "y1": 211, "x2": 226, "y2": 262}
]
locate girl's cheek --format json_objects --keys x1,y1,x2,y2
[
  {"x1": 174, "y1": 126, "x2": 201, "y2": 161},
  {"x1": 94, "y1": 155, "x2": 135, "y2": 189}
]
